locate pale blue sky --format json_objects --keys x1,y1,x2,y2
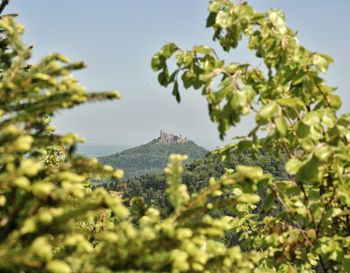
[{"x1": 7, "y1": 1, "x2": 350, "y2": 148}]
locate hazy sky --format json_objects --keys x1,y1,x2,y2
[{"x1": 7, "y1": 1, "x2": 350, "y2": 148}]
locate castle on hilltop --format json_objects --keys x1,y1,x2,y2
[{"x1": 158, "y1": 130, "x2": 188, "y2": 144}]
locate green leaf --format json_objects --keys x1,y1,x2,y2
[
  {"x1": 268, "y1": 10, "x2": 287, "y2": 34},
  {"x1": 291, "y1": 71, "x2": 306, "y2": 85},
  {"x1": 230, "y1": 91, "x2": 246, "y2": 109},
  {"x1": 193, "y1": 45, "x2": 212, "y2": 55},
  {"x1": 321, "y1": 111, "x2": 336, "y2": 128},
  {"x1": 296, "y1": 155, "x2": 322, "y2": 183},
  {"x1": 216, "y1": 10, "x2": 233, "y2": 28},
  {"x1": 296, "y1": 121, "x2": 310, "y2": 138},
  {"x1": 328, "y1": 94, "x2": 342, "y2": 110},
  {"x1": 151, "y1": 54, "x2": 164, "y2": 71},
  {"x1": 314, "y1": 144, "x2": 332, "y2": 162},
  {"x1": 181, "y1": 70, "x2": 196, "y2": 89},
  {"x1": 172, "y1": 81, "x2": 181, "y2": 103},
  {"x1": 160, "y1": 43, "x2": 178, "y2": 58},
  {"x1": 312, "y1": 53, "x2": 333, "y2": 73},
  {"x1": 303, "y1": 112, "x2": 321, "y2": 126},
  {"x1": 208, "y1": 2, "x2": 221, "y2": 13},
  {"x1": 206, "y1": 12, "x2": 217, "y2": 27},
  {"x1": 158, "y1": 66, "x2": 169, "y2": 87},
  {"x1": 274, "y1": 116, "x2": 288, "y2": 136},
  {"x1": 276, "y1": 98, "x2": 305, "y2": 109},
  {"x1": 237, "y1": 140, "x2": 253, "y2": 153},
  {"x1": 285, "y1": 158, "x2": 302, "y2": 175},
  {"x1": 258, "y1": 102, "x2": 280, "y2": 121},
  {"x1": 46, "y1": 260, "x2": 71, "y2": 273},
  {"x1": 237, "y1": 193, "x2": 260, "y2": 204},
  {"x1": 235, "y1": 165, "x2": 263, "y2": 180}
]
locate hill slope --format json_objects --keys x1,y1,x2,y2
[{"x1": 98, "y1": 133, "x2": 208, "y2": 179}]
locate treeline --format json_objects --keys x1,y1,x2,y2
[{"x1": 105, "y1": 151, "x2": 289, "y2": 213}]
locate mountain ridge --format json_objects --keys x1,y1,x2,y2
[{"x1": 98, "y1": 132, "x2": 208, "y2": 180}]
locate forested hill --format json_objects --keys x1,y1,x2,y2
[
  {"x1": 98, "y1": 132, "x2": 208, "y2": 179},
  {"x1": 107, "y1": 151, "x2": 289, "y2": 211}
]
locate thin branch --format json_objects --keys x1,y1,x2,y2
[
  {"x1": 0, "y1": 0, "x2": 9, "y2": 15},
  {"x1": 319, "y1": 255, "x2": 328, "y2": 273}
]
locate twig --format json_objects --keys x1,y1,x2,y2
[{"x1": 0, "y1": 0, "x2": 9, "y2": 15}]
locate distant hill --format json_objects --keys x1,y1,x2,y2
[
  {"x1": 98, "y1": 131, "x2": 208, "y2": 179},
  {"x1": 107, "y1": 151, "x2": 289, "y2": 212}
]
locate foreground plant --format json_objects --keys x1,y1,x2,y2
[
  {"x1": 0, "y1": 1, "x2": 268, "y2": 273},
  {"x1": 0, "y1": 5, "x2": 127, "y2": 272},
  {"x1": 153, "y1": 0, "x2": 350, "y2": 272}
]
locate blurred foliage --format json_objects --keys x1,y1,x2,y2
[{"x1": 152, "y1": 0, "x2": 350, "y2": 272}]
